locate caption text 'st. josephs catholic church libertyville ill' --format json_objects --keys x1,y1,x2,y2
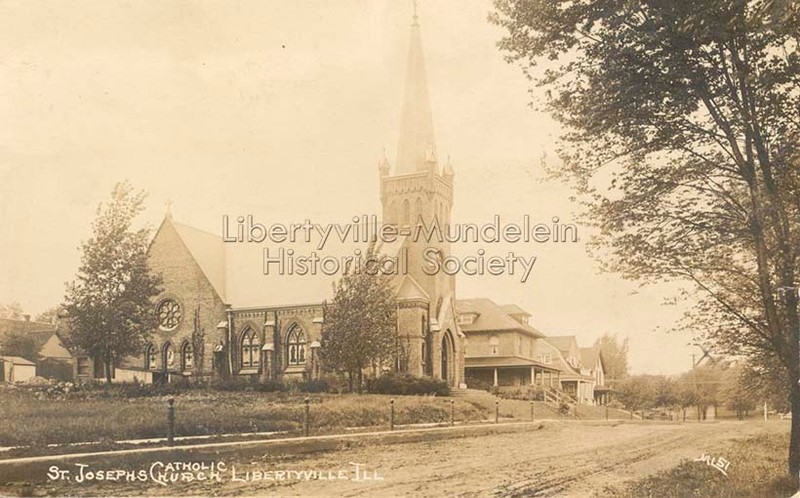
[{"x1": 93, "y1": 9, "x2": 468, "y2": 388}]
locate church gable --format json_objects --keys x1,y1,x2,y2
[
  {"x1": 145, "y1": 216, "x2": 228, "y2": 376},
  {"x1": 149, "y1": 216, "x2": 226, "y2": 304}
]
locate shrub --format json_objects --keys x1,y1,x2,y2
[
  {"x1": 465, "y1": 375, "x2": 494, "y2": 392},
  {"x1": 300, "y1": 379, "x2": 329, "y2": 393},
  {"x1": 367, "y1": 372, "x2": 450, "y2": 396},
  {"x1": 210, "y1": 378, "x2": 285, "y2": 393}
]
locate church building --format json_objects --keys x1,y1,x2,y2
[{"x1": 108, "y1": 10, "x2": 466, "y2": 388}]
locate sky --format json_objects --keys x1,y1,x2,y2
[{"x1": 0, "y1": 0, "x2": 699, "y2": 375}]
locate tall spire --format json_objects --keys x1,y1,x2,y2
[{"x1": 395, "y1": 1, "x2": 437, "y2": 175}]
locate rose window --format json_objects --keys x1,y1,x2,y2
[{"x1": 157, "y1": 299, "x2": 182, "y2": 331}]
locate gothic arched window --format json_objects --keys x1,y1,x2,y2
[
  {"x1": 287, "y1": 325, "x2": 307, "y2": 365},
  {"x1": 241, "y1": 328, "x2": 260, "y2": 369},
  {"x1": 181, "y1": 341, "x2": 194, "y2": 371},
  {"x1": 414, "y1": 197, "x2": 423, "y2": 224},
  {"x1": 163, "y1": 342, "x2": 176, "y2": 370},
  {"x1": 145, "y1": 343, "x2": 156, "y2": 370},
  {"x1": 402, "y1": 199, "x2": 411, "y2": 226}
]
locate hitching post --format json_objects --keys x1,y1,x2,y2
[
  {"x1": 390, "y1": 399, "x2": 395, "y2": 431},
  {"x1": 167, "y1": 398, "x2": 175, "y2": 446},
  {"x1": 495, "y1": 400, "x2": 499, "y2": 424},
  {"x1": 531, "y1": 400, "x2": 535, "y2": 422},
  {"x1": 605, "y1": 404, "x2": 609, "y2": 421},
  {"x1": 450, "y1": 399, "x2": 455, "y2": 426},
  {"x1": 304, "y1": 397, "x2": 310, "y2": 437}
]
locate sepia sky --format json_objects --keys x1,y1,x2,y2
[{"x1": 0, "y1": 0, "x2": 698, "y2": 375}]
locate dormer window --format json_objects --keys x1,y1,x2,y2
[{"x1": 458, "y1": 313, "x2": 476, "y2": 325}]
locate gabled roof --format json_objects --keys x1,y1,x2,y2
[
  {"x1": 394, "y1": 275, "x2": 430, "y2": 302},
  {"x1": 499, "y1": 304, "x2": 530, "y2": 317},
  {"x1": 455, "y1": 298, "x2": 544, "y2": 338},
  {"x1": 0, "y1": 318, "x2": 57, "y2": 350},
  {"x1": 579, "y1": 347, "x2": 601, "y2": 370},
  {"x1": 0, "y1": 355, "x2": 35, "y2": 366},
  {"x1": 0, "y1": 317, "x2": 56, "y2": 335},
  {"x1": 544, "y1": 336, "x2": 579, "y2": 355},
  {"x1": 171, "y1": 220, "x2": 227, "y2": 302}
]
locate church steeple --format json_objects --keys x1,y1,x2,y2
[{"x1": 395, "y1": 2, "x2": 437, "y2": 175}]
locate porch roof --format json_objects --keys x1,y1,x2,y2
[{"x1": 465, "y1": 355, "x2": 561, "y2": 372}]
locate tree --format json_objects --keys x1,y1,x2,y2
[
  {"x1": 320, "y1": 246, "x2": 398, "y2": 393},
  {"x1": 614, "y1": 375, "x2": 656, "y2": 414},
  {"x1": 493, "y1": 0, "x2": 800, "y2": 478},
  {"x1": 721, "y1": 364, "x2": 759, "y2": 419},
  {"x1": 676, "y1": 375, "x2": 699, "y2": 422},
  {"x1": 653, "y1": 376, "x2": 678, "y2": 409},
  {"x1": 0, "y1": 302, "x2": 25, "y2": 320},
  {"x1": 0, "y1": 329, "x2": 39, "y2": 361},
  {"x1": 35, "y1": 307, "x2": 60, "y2": 324},
  {"x1": 593, "y1": 333, "x2": 629, "y2": 379},
  {"x1": 191, "y1": 306, "x2": 205, "y2": 380},
  {"x1": 62, "y1": 182, "x2": 161, "y2": 383}
]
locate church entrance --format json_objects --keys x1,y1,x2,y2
[{"x1": 441, "y1": 330, "x2": 455, "y2": 386}]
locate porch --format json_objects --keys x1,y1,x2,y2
[{"x1": 465, "y1": 356, "x2": 561, "y2": 388}]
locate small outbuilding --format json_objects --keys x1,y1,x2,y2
[{"x1": 0, "y1": 355, "x2": 37, "y2": 382}]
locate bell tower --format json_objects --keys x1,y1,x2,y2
[{"x1": 379, "y1": 4, "x2": 462, "y2": 387}]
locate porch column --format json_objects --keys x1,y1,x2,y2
[
  {"x1": 530, "y1": 367, "x2": 535, "y2": 386},
  {"x1": 493, "y1": 368, "x2": 498, "y2": 387}
]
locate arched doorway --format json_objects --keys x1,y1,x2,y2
[{"x1": 441, "y1": 330, "x2": 455, "y2": 386}]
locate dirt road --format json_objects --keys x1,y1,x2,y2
[{"x1": 17, "y1": 420, "x2": 787, "y2": 497}]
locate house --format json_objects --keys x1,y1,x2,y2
[
  {"x1": 542, "y1": 336, "x2": 607, "y2": 405},
  {"x1": 457, "y1": 299, "x2": 561, "y2": 389},
  {"x1": 456, "y1": 301, "x2": 609, "y2": 405},
  {"x1": 0, "y1": 315, "x2": 76, "y2": 381},
  {"x1": 0, "y1": 356, "x2": 37, "y2": 382}
]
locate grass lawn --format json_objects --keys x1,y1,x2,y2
[
  {"x1": 599, "y1": 431, "x2": 797, "y2": 498},
  {"x1": 0, "y1": 389, "x2": 492, "y2": 450}
]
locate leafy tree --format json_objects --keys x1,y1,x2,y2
[
  {"x1": 0, "y1": 328, "x2": 39, "y2": 361},
  {"x1": 691, "y1": 365, "x2": 724, "y2": 420},
  {"x1": 492, "y1": 0, "x2": 800, "y2": 477},
  {"x1": 62, "y1": 182, "x2": 161, "y2": 383},
  {"x1": 593, "y1": 333, "x2": 629, "y2": 379},
  {"x1": 35, "y1": 307, "x2": 60, "y2": 324},
  {"x1": 614, "y1": 375, "x2": 656, "y2": 414},
  {"x1": 676, "y1": 375, "x2": 699, "y2": 422},
  {"x1": 653, "y1": 376, "x2": 678, "y2": 409},
  {"x1": 191, "y1": 306, "x2": 205, "y2": 379},
  {"x1": 321, "y1": 246, "x2": 398, "y2": 393},
  {"x1": 0, "y1": 302, "x2": 25, "y2": 320},
  {"x1": 720, "y1": 364, "x2": 759, "y2": 419}
]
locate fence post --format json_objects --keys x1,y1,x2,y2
[
  {"x1": 531, "y1": 400, "x2": 535, "y2": 422},
  {"x1": 605, "y1": 404, "x2": 609, "y2": 421},
  {"x1": 167, "y1": 398, "x2": 175, "y2": 446},
  {"x1": 390, "y1": 398, "x2": 395, "y2": 431},
  {"x1": 495, "y1": 400, "x2": 499, "y2": 424},
  {"x1": 304, "y1": 397, "x2": 310, "y2": 437},
  {"x1": 450, "y1": 399, "x2": 455, "y2": 426}
]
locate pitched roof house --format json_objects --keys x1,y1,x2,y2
[{"x1": 457, "y1": 299, "x2": 561, "y2": 390}]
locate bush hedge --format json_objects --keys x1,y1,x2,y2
[{"x1": 366, "y1": 372, "x2": 450, "y2": 396}]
